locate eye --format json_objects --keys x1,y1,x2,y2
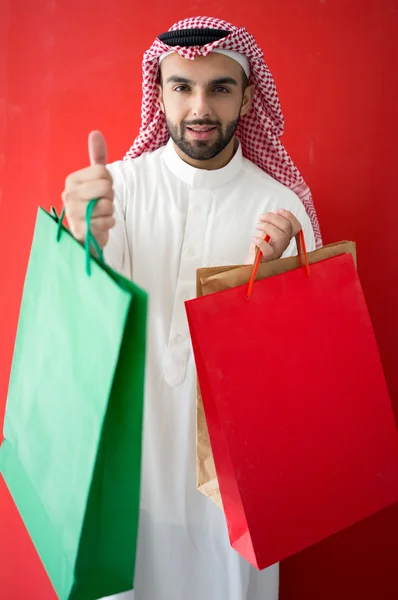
[
  {"x1": 213, "y1": 86, "x2": 230, "y2": 93},
  {"x1": 173, "y1": 85, "x2": 190, "y2": 92}
]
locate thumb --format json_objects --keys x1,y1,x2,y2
[{"x1": 88, "y1": 130, "x2": 107, "y2": 166}]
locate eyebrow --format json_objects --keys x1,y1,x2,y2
[{"x1": 165, "y1": 75, "x2": 239, "y2": 86}]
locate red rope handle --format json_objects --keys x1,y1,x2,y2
[
  {"x1": 246, "y1": 235, "x2": 270, "y2": 299},
  {"x1": 298, "y1": 230, "x2": 311, "y2": 278},
  {"x1": 246, "y1": 230, "x2": 310, "y2": 299}
]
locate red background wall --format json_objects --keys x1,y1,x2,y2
[{"x1": 1, "y1": 1, "x2": 397, "y2": 598}]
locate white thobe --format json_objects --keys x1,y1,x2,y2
[{"x1": 102, "y1": 139, "x2": 316, "y2": 600}]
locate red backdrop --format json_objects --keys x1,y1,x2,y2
[{"x1": 1, "y1": 1, "x2": 397, "y2": 598}]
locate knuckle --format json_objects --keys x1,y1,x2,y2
[
  {"x1": 90, "y1": 221, "x2": 101, "y2": 235},
  {"x1": 101, "y1": 231, "x2": 109, "y2": 248},
  {"x1": 67, "y1": 211, "x2": 82, "y2": 230},
  {"x1": 65, "y1": 193, "x2": 83, "y2": 213},
  {"x1": 91, "y1": 217, "x2": 112, "y2": 234},
  {"x1": 70, "y1": 222, "x2": 85, "y2": 242},
  {"x1": 64, "y1": 173, "x2": 74, "y2": 189},
  {"x1": 94, "y1": 198, "x2": 112, "y2": 216},
  {"x1": 62, "y1": 188, "x2": 75, "y2": 205},
  {"x1": 90, "y1": 181, "x2": 112, "y2": 201},
  {"x1": 93, "y1": 164, "x2": 111, "y2": 181},
  {"x1": 92, "y1": 164, "x2": 103, "y2": 177},
  {"x1": 65, "y1": 204, "x2": 85, "y2": 227},
  {"x1": 98, "y1": 180, "x2": 113, "y2": 198}
]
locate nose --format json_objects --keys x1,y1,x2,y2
[{"x1": 190, "y1": 90, "x2": 212, "y2": 119}]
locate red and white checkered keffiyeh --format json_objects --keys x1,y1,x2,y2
[{"x1": 124, "y1": 16, "x2": 322, "y2": 247}]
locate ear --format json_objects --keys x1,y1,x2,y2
[
  {"x1": 240, "y1": 83, "x2": 255, "y2": 117},
  {"x1": 156, "y1": 83, "x2": 165, "y2": 114}
]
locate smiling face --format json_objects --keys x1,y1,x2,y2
[{"x1": 158, "y1": 52, "x2": 254, "y2": 169}]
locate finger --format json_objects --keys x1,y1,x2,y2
[
  {"x1": 67, "y1": 218, "x2": 114, "y2": 248},
  {"x1": 65, "y1": 164, "x2": 112, "y2": 189},
  {"x1": 255, "y1": 221, "x2": 290, "y2": 245},
  {"x1": 87, "y1": 230, "x2": 109, "y2": 251},
  {"x1": 65, "y1": 198, "x2": 114, "y2": 224},
  {"x1": 63, "y1": 180, "x2": 113, "y2": 207},
  {"x1": 258, "y1": 212, "x2": 293, "y2": 238},
  {"x1": 74, "y1": 180, "x2": 113, "y2": 203},
  {"x1": 88, "y1": 130, "x2": 107, "y2": 166},
  {"x1": 90, "y1": 216, "x2": 116, "y2": 236},
  {"x1": 86, "y1": 198, "x2": 114, "y2": 219},
  {"x1": 252, "y1": 235, "x2": 275, "y2": 260},
  {"x1": 275, "y1": 209, "x2": 302, "y2": 237},
  {"x1": 244, "y1": 241, "x2": 257, "y2": 265},
  {"x1": 90, "y1": 199, "x2": 114, "y2": 219},
  {"x1": 252, "y1": 226, "x2": 275, "y2": 259},
  {"x1": 256, "y1": 220, "x2": 289, "y2": 241}
]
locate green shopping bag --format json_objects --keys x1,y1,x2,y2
[{"x1": 0, "y1": 201, "x2": 147, "y2": 600}]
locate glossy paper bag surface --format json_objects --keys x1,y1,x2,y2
[
  {"x1": 0, "y1": 208, "x2": 147, "y2": 599},
  {"x1": 186, "y1": 252, "x2": 398, "y2": 570}
]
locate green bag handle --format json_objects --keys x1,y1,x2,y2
[{"x1": 55, "y1": 199, "x2": 105, "y2": 276}]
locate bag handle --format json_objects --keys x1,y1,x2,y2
[
  {"x1": 55, "y1": 199, "x2": 105, "y2": 276},
  {"x1": 246, "y1": 230, "x2": 310, "y2": 299}
]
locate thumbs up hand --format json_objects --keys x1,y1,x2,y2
[{"x1": 62, "y1": 131, "x2": 115, "y2": 249}]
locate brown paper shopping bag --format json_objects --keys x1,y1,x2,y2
[{"x1": 195, "y1": 241, "x2": 357, "y2": 509}]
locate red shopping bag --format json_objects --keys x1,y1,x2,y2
[{"x1": 185, "y1": 240, "x2": 398, "y2": 570}]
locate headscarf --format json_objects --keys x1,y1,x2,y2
[{"x1": 124, "y1": 16, "x2": 322, "y2": 247}]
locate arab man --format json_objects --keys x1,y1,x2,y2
[{"x1": 62, "y1": 15, "x2": 322, "y2": 600}]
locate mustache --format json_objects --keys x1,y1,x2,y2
[{"x1": 183, "y1": 119, "x2": 221, "y2": 128}]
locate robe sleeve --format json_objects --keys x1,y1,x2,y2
[{"x1": 103, "y1": 161, "x2": 132, "y2": 279}]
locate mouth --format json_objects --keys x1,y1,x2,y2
[{"x1": 186, "y1": 125, "x2": 217, "y2": 140}]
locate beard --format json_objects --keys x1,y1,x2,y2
[{"x1": 165, "y1": 115, "x2": 240, "y2": 161}]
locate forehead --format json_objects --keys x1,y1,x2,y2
[{"x1": 160, "y1": 51, "x2": 243, "y2": 81}]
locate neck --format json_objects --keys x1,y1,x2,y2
[{"x1": 173, "y1": 137, "x2": 237, "y2": 170}]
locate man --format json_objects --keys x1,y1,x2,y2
[{"x1": 62, "y1": 16, "x2": 321, "y2": 600}]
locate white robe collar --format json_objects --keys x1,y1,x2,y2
[{"x1": 162, "y1": 138, "x2": 244, "y2": 190}]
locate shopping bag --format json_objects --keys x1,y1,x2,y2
[
  {"x1": 0, "y1": 201, "x2": 147, "y2": 599},
  {"x1": 186, "y1": 238, "x2": 398, "y2": 570},
  {"x1": 194, "y1": 241, "x2": 358, "y2": 509}
]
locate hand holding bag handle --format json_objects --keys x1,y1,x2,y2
[
  {"x1": 247, "y1": 229, "x2": 310, "y2": 299},
  {"x1": 56, "y1": 199, "x2": 105, "y2": 276}
]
